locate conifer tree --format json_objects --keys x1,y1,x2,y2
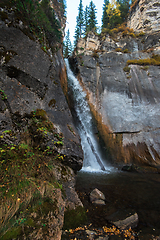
[
  {"x1": 118, "y1": 0, "x2": 130, "y2": 22},
  {"x1": 106, "y1": 0, "x2": 121, "y2": 29},
  {"x1": 102, "y1": 0, "x2": 109, "y2": 29},
  {"x1": 64, "y1": 29, "x2": 72, "y2": 58},
  {"x1": 74, "y1": 0, "x2": 84, "y2": 46},
  {"x1": 84, "y1": 5, "x2": 89, "y2": 33},
  {"x1": 88, "y1": 1, "x2": 97, "y2": 32}
]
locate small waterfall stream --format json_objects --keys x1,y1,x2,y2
[{"x1": 65, "y1": 59, "x2": 112, "y2": 172}]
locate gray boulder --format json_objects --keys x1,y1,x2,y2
[{"x1": 90, "y1": 188, "x2": 106, "y2": 205}]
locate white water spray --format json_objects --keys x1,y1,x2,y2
[{"x1": 65, "y1": 59, "x2": 112, "y2": 173}]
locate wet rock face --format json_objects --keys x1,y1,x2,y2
[
  {"x1": 0, "y1": 25, "x2": 83, "y2": 171},
  {"x1": 74, "y1": 32, "x2": 160, "y2": 166},
  {"x1": 127, "y1": 0, "x2": 160, "y2": 32}
]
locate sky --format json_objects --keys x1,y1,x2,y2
[{"x1": 65, "y1": 0, "x2": 104, "y2": 44}]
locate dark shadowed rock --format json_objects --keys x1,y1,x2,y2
[
  {"x1": 0, "y1": 24, "x2": 83, "y2": 172},
  {"x1": 106, "y1": 210, "x2": 138, "y2": 230}
]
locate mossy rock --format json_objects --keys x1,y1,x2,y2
[
  {"x1": 63, "y1": 206, "x2": 88, "y2": 230},
  {"x1": 123, "y1": 66, "x2": 131, "y2": 73}
]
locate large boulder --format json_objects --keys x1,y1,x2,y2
[{"x1": 90, "y1": 188, "x2": 106, "y2": 205}]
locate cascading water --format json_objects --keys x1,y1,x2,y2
[{"x1": 65, "y1": 59, "x2": 112, "y2": 172}]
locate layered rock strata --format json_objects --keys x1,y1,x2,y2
[{"x1": 127, "y1": 0, "x2": 160, "y2": 32}]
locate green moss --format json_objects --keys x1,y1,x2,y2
[
  {"x1": 67, "y1": 124, "x2": 76, "y2": 136},
  {"x1": 0, "y1": 226, "x2": 22, "y2": 240},
  {"x1": 123, "y1": 66, "x2": 131, "y2": 73},
  {"x1": 123, "y1": 48, "x2": 130, "y2": 54},
  {"x1": 140, "y1": 66, "x2": 149, "y2": 71},
  {"x1": 33, "y1": 109, "x2": 48, "y2": 120},
  {"x1": 136, "y1": 31, "x2": 145, "y2": 37},
  {"x1": 63, "y1": 206, "x2": 88, "y2": 230},
  {"x1": 127, "y1": 75, "x2": 131, "y2": 79},
  {"x1": 129, "y1": 32, "x2": 136, "y2": 38},
  {"x1": 115, "y1": 48, "x2": 122, "y2": 52},
  {"x1": 127, "y1": 55, "x2": 160, "y2": 66},
  {"x1": 0, "y1": 89, "x2": 7, "y2": 100}
]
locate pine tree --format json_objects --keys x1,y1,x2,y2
[
  {"x1": 118, "y1": 0, "x2": 130, "y2": 22},
  {"x1": 106, "y1": 0, "x2": 121, "y2": 29},
  {"x1": 102, "y1": 0, "x2": 109, "y2": 29},
  {"x1": 74, "y1": 0, "x2": 84, "y2": 46},
  {"x1": 78, "y1": 0, "x2": 84, "y2": 37},
  {"x1": 64, "y1": 29, "x2": 72, "y2": 58},
  {"x1": 88, "y1": 1, "x2": 97, "y2": 32},
  {"x1": 84, "y1": 5, "x2": 89, "y2": 33}
]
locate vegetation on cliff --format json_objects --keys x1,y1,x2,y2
[
  {"x1": 0, "y1": 0, "x2": 66, "y2": 51},
  {"x1": 64, "y1": 0, "x2": 143, "y2": 54},
  {"x1": 127, "y1": 54, "x2": 160, "y2": 66}
]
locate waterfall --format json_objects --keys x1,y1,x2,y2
[{"x1": 65, "y1": 59, "x2": 112, "y2": 172}]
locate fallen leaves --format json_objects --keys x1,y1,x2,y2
[{"x1": 64, "y1": 224, "x2": 136, "y2": 240}]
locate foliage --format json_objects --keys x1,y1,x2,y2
[
  {"x1": 64, "y1": 29, "x2": 72, "y2": 58},
  {"x1": 84, "y1": 6, "x2": 89, "y2": 33},
  {"x1": 0, "y1": 111, "x2": 66, "y2": 204},
  {"x1": 102, "y1": 0, "x2": 109, "y2": 29},
  {"x1": 123, "y1": 66, "x2": 131, "y2": 73},
  {"x1": 63, "y1": 206, "x2": 87, "y2": 230},
  {"x1": 119, "y1": 0, "x2": 130, "y2": 23},
  {"x1": 127, "y1": 54, "x2": 160, "y2": 66},
  {"x1": 115, "y1": 47, "x2": 122, "y2": 52},
  {"x1": 0, "y1": 89, "x2": 7, "y2": 100},
  {"x1": 74, "y1": 0, "x2": 84, "y2": 46},
  {"x1": 106, "y1": 0, "x2": 121, "y2": 29},
  {"x1": 101, "y1": 0, "x2": 130, "y2": 30},
  {"x1": 87, "y1": 1, "x2": 98, "y2": 32},
  {"x1": 3, "y1": 0, "x2": 62, "y2": 51}
]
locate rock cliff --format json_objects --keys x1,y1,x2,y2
[
  {"x1": 0, "y1": 1, "x2": 83, "y2": 239},
  {"x1": 71, "y1": 27, "x2": 160, "y2": 167},
  {"x1": 127, "y1": 0, "x2": 160, "y2": 32}
]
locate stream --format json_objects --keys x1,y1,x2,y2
[{"x1": 65, "y1": 59, "x2": 160, "y2": 238}]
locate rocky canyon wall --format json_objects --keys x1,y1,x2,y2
[
  {"x1": 127, "y1": 0, "x2": 160, "y2": 32},
  {"x1": 0, "y1": 1, "x2": 83, "y2": 239},
  {"x1": 72, "y1": 26, "x2": 160, "y2": 167}
]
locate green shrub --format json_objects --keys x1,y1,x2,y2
[
  {"x1": 123, "y1": 66, "x2": 131, "y2": 73},
  {"x1": 129, "y1": 32, "x2": 136, "y2": 38},
  {"x1": 123, "y1": 49, "x2": 130, "y2": 53},
  {"x1": 115, "y1": 48, "x2": 122, "y2": 52},
  {"x1": 136, "y1": 31, "x2": 145, "y2": 37},
  {"x1": 127, "y1": 55, "x2": 160, "y2": 66}
]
